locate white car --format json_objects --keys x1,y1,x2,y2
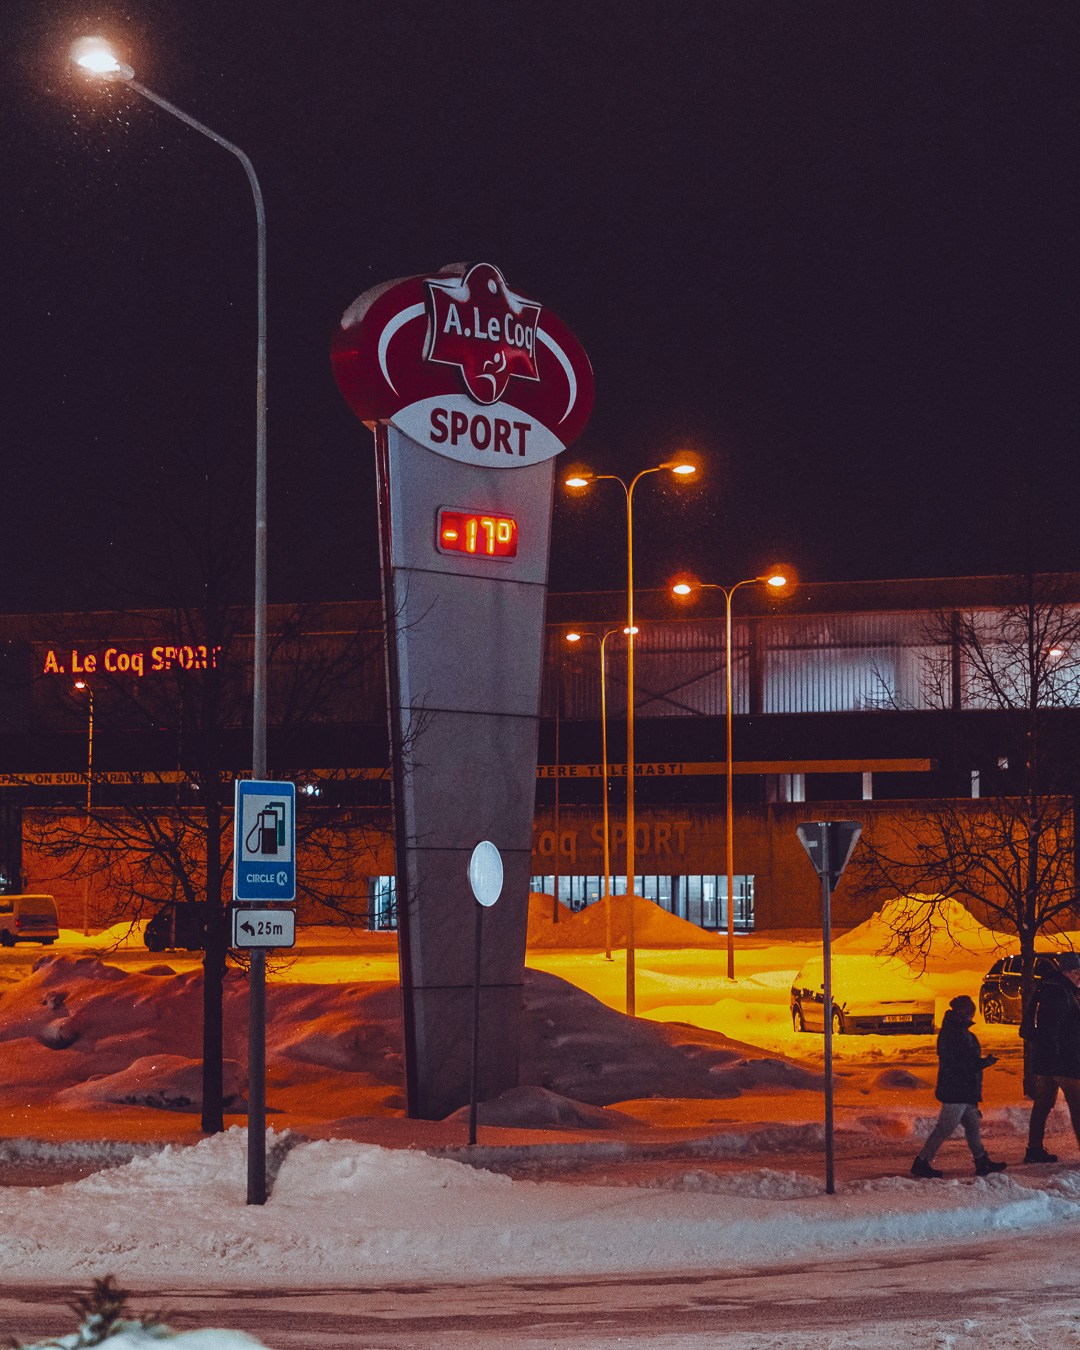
[{"x1": 791, "y1": 954, "x2": 936, "y2": 1035}]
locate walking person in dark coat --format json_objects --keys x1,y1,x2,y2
[
  {"x1": 1024, "y1": 950, "x2": 1080, "y2": 1164},
  {"x1": 911, "y1": 995, "x2": 1006, "y2": 1178}
]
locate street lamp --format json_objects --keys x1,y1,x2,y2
[
  {"x1": 71, "y1": 36, "x2": 267, "y2": 781},
  {"x1": 671, "y1": 567, "x2": 794, "y2": 978},
  {"x1": 73, "y1": 681, "x2": 93, "y2": 936},
  {"x1": 565, "y1": 627, "x2": 627, "y2": 960},
  {"x1": 72, "y1": 35, "x2": 269, "y2": 1205},
  {"x1": 565, "y1": 458, "x2": 697, "y2": 1014}
]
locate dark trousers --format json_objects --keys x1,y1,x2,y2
[{"x1": 1028, "y1": 1074, "x2": 1080, "y2": 1149}]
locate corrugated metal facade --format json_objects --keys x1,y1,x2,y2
[{"x1": 544, "y1": 608, "x2": 1080, "y2": 719}]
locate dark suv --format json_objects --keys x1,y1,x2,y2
[
  {"x1": 144, "y1": 902, "x2": 207, "y2": 952},
  {"x1": 979, "y1": 952, "x2": 1064, "y2": 1024}
]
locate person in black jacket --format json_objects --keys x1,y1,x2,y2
[
  {"x1": 911, "y1": 995, "x2": 1006, "y2": 1178},
  {"x1": 1024, "y1": 950, "x2": 1080, "y2": 1164}
]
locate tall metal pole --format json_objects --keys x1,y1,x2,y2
[
  {"x1": 469, "y1": 900, "x2": 483, "y2": 1145},
  {"x1": 693, "y1": 574, "x2": 785, "y2": 981},
  {"x1": 583, "y1": 464, "x2": 684, "y2": 1014},
  {"x1": 83, "y1": 689, "x2": 93, "y2": 936},
  {"x1": 553, "y1": 651, "x2": 561, "y2": 922},
  {"x1": 132, "y1": 82, "x2": 268, "y2": 1208},
  {"x1": 122, "y1": 83, "x2": 268, "y2": 780},
  {"x1": 821, "y1": 828, "x2": 835, "y2": 1196},
  {"x1": 725, "y1": 588, "x2": 735, "y2": 978},
  {"x1": 75, "y1": 59, "x2": 269, "y2": 1205},
  {"x1": 600, "y1": 632, "x2": 613, "y2": 961},
  {"x1": 624, "y1": 482, "x2": 636, "y2": 1016},
  {"x1": 375, "y1": 425, "x2": 419, "y2": 1117}
]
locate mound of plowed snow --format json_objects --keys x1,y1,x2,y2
[
  {"x1": 527, "y1": 891, "x2": 723, "y2": 949},
  {"x1": 834, "y1": 894, "x2": 1007, "y2": 963}
]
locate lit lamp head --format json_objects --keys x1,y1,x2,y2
[
  {"x1": 563, "y1": 467, "x2": 594, "y2": 490},
  {"x1": 565, "y1": 631, "x2": 582, "y2": 643},
  {"x1": 664, "y1": 460, "x2": 697, "y2": 478},
  {"x1": 761, "y1": 564, "x2": 795, "y2": 592},
  {"x1": 74, "y1": 680, "x2": 87, "y2": 690},
  {"x1": 70, "y1": 36, "x2": 134, "y2": 82},
  {"x1": 623, "y1": 625, "x2": 639, "y2": 636},
  {"x1": 670, "y1": 574, "x2": 700, "y2": 600}
]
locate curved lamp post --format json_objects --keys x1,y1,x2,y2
[
  {"x1": 72, "y1": 36, "x2": 269, "y2": 1205},
  {"x1": 71, "y1": 37, "x2": 267, "y2": 781},
  {"x1": 565, "y1": 459, "x2": 696, "y2": 1014},
  {"x1": 565, "y1": 626, "x2": 627, "y2": 961},
  {"x1": 672, "y1": 568, "x2": 793, "y2": 978}
]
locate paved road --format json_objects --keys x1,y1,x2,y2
[{"x1": 6, "y1": 1227, "x2": 1079, "y2": 1348}]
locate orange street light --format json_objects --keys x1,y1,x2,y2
[
  {"x1": 564, "y1": 458, "x2": 697, "y2": 1014},
  {"x1": 671, "y1": 566, "x2": 796, "y2": 978},
  {"x1": 565, "y1": 627, "x2": 626, "y2": 960}
]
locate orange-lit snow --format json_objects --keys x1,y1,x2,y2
[{"x1": 2, "y1": 893, "x2": 1076, "y2": 1151}]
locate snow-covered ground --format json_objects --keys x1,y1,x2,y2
[
  {"x1": 5, "y1": 894, "x2": 1080, "y2": 1346},
  {"x1": 4, "y1": 1125, "x2": 1079, "y2": 1290}
]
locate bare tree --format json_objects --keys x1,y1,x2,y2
[
  {"x1": 852, "y1": 573, "x2": 1080, "y2": 1042},
  {"x1": 25, "y1": 445, "x2": 389, "y2": 1131}
]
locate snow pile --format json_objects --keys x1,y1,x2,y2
[
  {"x1": 57, "y1": 1055, "x2": 246, "y2": 1111},
  {"x1": 26, "y1": 1324, "x2": 266, "y2": 1349},
  {"x1": 2, "y1": 1127, "x2": 1078, "y2": 1288},
  {"x1": 834, "y1": 894, "x2": 1006, "y2": 962},
  {"x1": 600, "y1": 1167, "x2": 824, "y2": 1199},
  {"x1": 0, "y1": 957, "x2": 819, "y2": 1119},
  {"x1": 0, "y1": 1138, "x2": 163, "y2": 1167},
  {"x1": 520, "y1": 968, "x2": 801, "y2": 1104},
  {"x1": 56, "y1": 920, "x2": 151, "y2": 950},
  {"x1": 444, "y1": 1085, "x2": 642, "y2": 1130},
  {"x1": 527, "y1": 891, "x2": 724, "y2": 949}
]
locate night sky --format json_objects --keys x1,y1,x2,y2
[{"x1": 2, "y1": 1, "x2": 1078, "y2": 615}]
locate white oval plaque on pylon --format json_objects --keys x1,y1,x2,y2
[{"x1": 468, "y1": 841, "x2": 504, "y2": 908}]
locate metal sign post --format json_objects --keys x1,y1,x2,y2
[
  {"x1": 234, "y1": 779, "x2": 296, "y2": 1206},
  {"x1": 332, "y1": 262, "x2": 593, "y2": 1121},
  {"x1": 468, "y1": 841, "x2": 504, "y2": 1146},
  {"x1": 796, "y1": 820, "x2": 862, "y2": 1196}
]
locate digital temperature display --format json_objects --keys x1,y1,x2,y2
[{"x1": 437, "y1": 509, "x2": 518, "y2": 558}]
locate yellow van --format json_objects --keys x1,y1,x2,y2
[{"x1": 0, "y1": 894, "x2": 59, "y2": 946}]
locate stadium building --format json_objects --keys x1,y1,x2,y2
[{"x1": 1, "y1": 574, "x2": 1077, "y2": 934}]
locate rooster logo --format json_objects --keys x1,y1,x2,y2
[{"x1": 425, "y1": 263, "x2": 541, "y2": 405}]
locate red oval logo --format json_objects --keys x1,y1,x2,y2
[{"x1": 331, "y1": 262, "x2": 593, "y2": 461}]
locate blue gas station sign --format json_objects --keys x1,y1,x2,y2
[{"x1": 233, "y1": 779, "x2": 295, "y2": 902}]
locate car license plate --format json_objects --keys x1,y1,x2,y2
[{"x1": 884, "y1": 1014, "x2": 912, "y2": 1022}]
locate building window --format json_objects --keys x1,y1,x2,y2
[
  {"x1": 367, "y1": 876, "x2": 397, "y2": 930},
  {"x1": 530, "y1": 874, "x2": 754, "y2": 932}
]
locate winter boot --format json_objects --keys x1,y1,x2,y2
[
  {"x1": 911, "y1": 1156, "x2": 943, "y2": 1179},
  {"x1": 974, "y1": 1153, "x2": 1007, "y2": 1176},
  {"x1": 1023, "y1": 1146, "x2": 1058, "y2": 1164}
]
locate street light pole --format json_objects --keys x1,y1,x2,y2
[
  {"x1": 672, "y1": 570, "x2": 792, "y2": 978},
  {"x1": 74, "y1": 682, "x2": 93, "y2": 936},
  {"x1": 566, "y1": 627, "x2": 623, "y2": 960},
  {"x1": 70, "y1": 39, "x2": 267, "y2": 778},
  {"x1": 565, "y1": 459, "x2": 696, "y2": 1014},
  {"x1": 72, "y1": 38, "x2": 269, "y2": 1204}
]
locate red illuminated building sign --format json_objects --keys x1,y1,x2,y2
[
  {"x1": 331, "y1": 261, "x2": 593, "y2": 469},
  {"x1": 437, "y1": 509, "x2": 518, "y2": 558},
  {"x1": 40, "y1": 645, "x2": 221, "y2": 677}
]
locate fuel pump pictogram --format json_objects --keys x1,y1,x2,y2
[{"x1": 245, "y1": 801, "x2": 286, "y2": 856}]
